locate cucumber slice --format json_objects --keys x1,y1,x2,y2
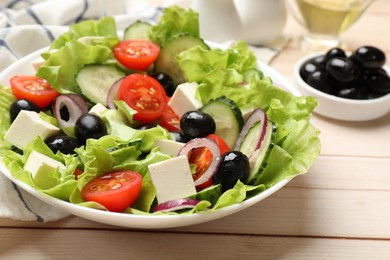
[
  {"x1": 123, "y1": 21, "x2": 152, "y2": 40},
  {"x1": 200, "y1": 96, "x2": 244, "y2": 149},
  {"x1": 187, "y1": 184, "x2": 222, "y2": 206},
  {"x1": 246, "y1": 123, "x2": 277, "y2": 185},
  {"x1": 154, "y1": 35, "x2": 210, "y2": 86},
  {"x1": 76, "y1": 65, "x2": 125, "y2": 106},
  {"x1": 238, "y1": 121, "x2": 262, "y2": 158}
]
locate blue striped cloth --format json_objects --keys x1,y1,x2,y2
[{"x1": 0, "y1": 0, "x2": 162, "y2": 223}]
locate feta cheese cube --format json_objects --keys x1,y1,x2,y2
[
  {"x1": 148, "y1": 155, "x2": 196, "y2": 203},
  {"x1": 24, "y1": 151, "x2": 65, "y2": 189},
  {"x1": 168, "y1": 82, "x2": 202, "y2": 118},
  {"x1": 4, "y1": 110, "x2": 60, "y2": 149},
  {"x1": 153, "y1": 139, "x2": 185, "y2": 157},
  {"x1": 89, "y1": 103, "x2": 108, "y2": 116}
]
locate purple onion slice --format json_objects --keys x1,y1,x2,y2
[
  {"x1": 178, "y1": 138, "x2": 221, "y2": 187},
  {"x1": 106, "y1": 77, "x2": 124, "y2": 109},
  {"x1": 66, "y1": 94, "x2": 89, "y2": 113},
  {"x1": 52, "y1": 94, "x2": 87, "y2": 136},
  {"x1": 154, "y1": 198, "x2": 200, "y2": 213},
  {"x1": 234, "y1": 108, "x2": 268, "y2": 153}
]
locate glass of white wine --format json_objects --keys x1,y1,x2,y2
[{"x1": 286, "y1": 0, "x2": 375, "y2": 51}]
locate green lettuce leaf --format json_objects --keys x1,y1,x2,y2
[
  {"x1": 0, "y1": 86, "x2": 15, "y2": 155},
  {"x1": 149, "y1": 5, "x2": 199, "y2": 47},
  {"x1": 49, "y1": 16, "x2": 118, "y2": 50},
  {"x1": 177, "y1": 41, "x2": 257, "y2": 83}
]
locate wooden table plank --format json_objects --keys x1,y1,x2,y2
[{"x1": 1, "y1": 228, "x2": 389, "y2": 260}]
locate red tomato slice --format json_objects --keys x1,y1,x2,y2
[
  {"x1": 118, "y1": 74, "x2": 168, "y2": 124},
  {"x1": 114, "y1": 40, "x2": 160, "y2": 71},
  {"x1": 188, "y1": 147, "x2": 213, "y2": 190},
  {"x1": 10, "y1": 75, "x2": 59, "y2": 109},
  {"x1": 81, "y1": 170, "x2": 142, "y2": 212},
  {"x1": 160, "y1": 105, "x2": 180, "y2": 132},
  {"x1": 191, "y1": 135, "x2": 231, "y2": 190},
  {"x1": 206, "y1": 134, "x2": 231, "y2": 154}
]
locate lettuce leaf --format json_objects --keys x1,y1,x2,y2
[
  {"x1": 49, "y1": 16, "x2": 118, "y2": 50},
  {"x1": 149, "y1": 5, "x2": 199, "y2": 47},
  {"x1": 0, "y1": 86, "x2": 15, "y2": 155}
]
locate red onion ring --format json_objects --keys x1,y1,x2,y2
[
  {"x1": 106, "y1": 77, "x2": 124, "y2": 109},
  {"x1": 234, "y1": 108, "x2": 268, "y2": 152},
  {"x1": 52, "y1": 94, "x2": 88, "y2": 133},
  {"x1": 66, "y1": 94, "x2": 89, "y2": 113},
  {"x1": 178, "y1": 138, "x2": 221, "y2": 186},
  {"x1": 154, "y1": 198, "x2": 200, "y2": 213}
]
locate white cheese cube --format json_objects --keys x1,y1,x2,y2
[
  {"x1": 4, "y1": 110, "x2": 60, "y2": 150},
  {"x1": 168, "y1": 82, "x2": 202, "y2": 118},
  {"x1": 153, "y1": 139, "x2": 185, "y2": 157},
  {"x1": 148, "y1": 155, "x2": 196, "y2": 203},
  {"x1": 89, "y1": 103, "x2": 108, "y2": 116},
  {"x1": 24, "y1": 151, "x2": 65, "y2": 189}
]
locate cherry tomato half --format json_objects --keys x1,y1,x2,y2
[
  {"x1": 191, "y1": 134, "x2": 231, "y2": 190},
  {"x1": 118, "y1": 74, "x2": 168, "y2": 124},
  {"x1": 81, "y1": 170, "x2": 142, "y2": 212},
  {"x1": 10, "y1": 75, "x2": 59, "y2": 109},
  {"x1": 114, "y1": 40, "x2": 160, "y2": 71},
  {"x1": 160, "y1": 105, "x2": 180, "y2": 132}
]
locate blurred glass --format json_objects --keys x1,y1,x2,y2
[{"x1": 286, "y1": 0, "x2": 375, "y2": 51}]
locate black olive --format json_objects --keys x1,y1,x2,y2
[
  {"x1": 362, "y1": 70, "x2": 390, "y2": 96},
  {"x1": 300, "y1": 59, "x2": 320, "y2": 82},
  {"x1": 212, "y1": 151, "x2": 250, "y2": 191},
  {"x1": 325, "y1": 57, "x2": 358, "y2": 83},
  {"x1": 350, "y1": 46, "x2": 386, "y2": 69},
  {"x1": 334, "y1": 85, "x2": 370, "y2": 100},
  {"x1": 45, "y1": 135, "x2": 80, "y2": 154},
  {"x1": 306, "y1": 71, "x2": 332, "y2": 94},
  {"x1": 180, "y1": 110, "x2": 216, "y2": 139},
  {"x1": 171, "y1": 131, "x2": 189, "y2": 143},
  {"x1": 324, "y1": 47, "x2": 347, "y2": 64},
  {"x1": 75, "y1": 113, "x2": 107, "y2": 144},
  {"x1": 9, "y1": 99, "x2": 39, "y2": 122},
  {"x1": 312, "y1": 55, "x2": 326, "y2": 70},
  {"x1": 150, "y1": 73, "x2": 175, "y2": 97}
]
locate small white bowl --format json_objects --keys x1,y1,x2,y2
[{"x1": 294, "y1": 54, "x2": 390, "y2": 122}]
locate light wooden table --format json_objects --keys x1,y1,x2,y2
[{"x1": 1, "y1": 0, "x2": 390, "y2": 259}]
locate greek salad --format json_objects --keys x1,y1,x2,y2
[{"x1": 0, "y1": 6, "x2": 320, "y2": 215}]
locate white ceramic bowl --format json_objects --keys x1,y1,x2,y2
[
  {"x1": 0, "y1": 45, "x2": 297, "y2": 229},
  {"x1": 294, "y1": 54, "x2": 390, "y2": 121}
]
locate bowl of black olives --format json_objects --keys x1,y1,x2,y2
[{"x1": 295, "y1": 46, "x2": 390, "y2": 121}]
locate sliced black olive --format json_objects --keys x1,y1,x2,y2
[
  {"x1": 10, "y1": 99, "x2": 40, "y2": 122},
  {"x1": 45, "y1": 135, "x2": 80, "y2": 154},
  {"x1": 180, "y1": 110, "x2": 216, "y2": 139},
  {"x1": 75, "y1": 113, "x2": 107, "y2": 144},
  {"x1": 211, "y1": 151, "x2": 250, "y2": 191},
  {"x1": 150, "y1": 73, "x2": 175, "y2": 97},
  {"x1": 350, "y1": 46, "x2": 386, "y2": 69}
]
